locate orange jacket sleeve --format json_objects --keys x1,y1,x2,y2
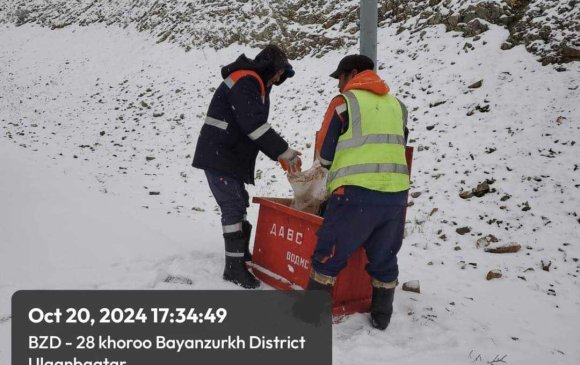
[{"x1": 315, "y1": 96, "x2": 346, "y2": 160}]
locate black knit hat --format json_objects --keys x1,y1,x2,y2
[
  {"x1": 254, "y1": 44, "x2": 295, "y2": 85},
  {"x1": 329, "y1": 54, "x2": 374, "y2": 79}
]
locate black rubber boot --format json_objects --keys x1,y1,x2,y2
[
  {"x1": 370, "y1": 287, "x2": 395, "y2": 330},
  {"x1": 292, "y1": 278, "x2": 333, "y2": 324},
  {"x1": 306, "y1": 278, "x2": 333, "y2": 292},
  {"x1": 223, "y1": 231, "x2": 260, "y2": 289},
  {"x1": 242, "y1": 221, "x2": 252, "y2": 262}
]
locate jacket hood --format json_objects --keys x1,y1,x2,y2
[
  {"x1": 343, "y1": 70, "x2": 390, "y2": 95},
  {"x1": 221, "y1": 54, "x2": 264, "y2": 80},
  {"x1": 221, "y1": 53, "x2": 294, "y2": 86}
]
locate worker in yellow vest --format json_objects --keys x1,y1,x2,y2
[{"x1": 310, "y1": 55, "x2": 410, "y2": 330}]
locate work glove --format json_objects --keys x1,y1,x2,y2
[{"x1": 278, "y1": 148, "x2": 302, "y2": 174}]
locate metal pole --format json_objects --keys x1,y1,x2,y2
[{"x1": 360, "y1": 0, "x2": 378, "y2": 69}]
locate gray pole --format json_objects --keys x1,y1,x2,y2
[{"x1": 360, "y1": 0, "x2": 378, "y2": 69}]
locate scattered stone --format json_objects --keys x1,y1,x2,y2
[
  {"x1": 486, "y1": 270, "x2": 502, "y2": 280},
  {"x1": 468, "y1": 80, "x2": 483, "y2": 89},
  {"x1": 99, "y1": 131, "x2": 105, "y2": 136},
  {"x1": 153, "y1": 112, "x2": 164, "y2": 117},
  {"x1": 500, "y1": 194, "x2": 511, "y2": 202},
  {"x1": 560, "y1": 46, "x2": 580, "y2": 63},
  {"x1": 485, "y1": 242, "x2": 521, "y2": 254},
  {"x1": 475, "y1": 104, "x2": 491, "y2": 113},
  {"x1": 459, "y1": 191, "x2": 473, "y2": 199},
  {"x1": 501, "y1": 42, "x2": 514, "y2": 50},
  {"x1": 521, "y1": 201, "x2": 531, "y2": 211},
  {"x1": 411, "y1": 191, "x2": 422, "y2": 198},
  {"x1": 541, "y1": 260, "x2": 552, "y2": 272},
  {"x1": 472, "y1": 182, "x2": 491, "y2": 197},
  {"x1": 149, "y1": 191, "x2": 160, "y2": 196},
  {"x1": 456, "y1": 226, "x2": 471, "y2": 235},
  {"x1": 476, "y1": 234, "x2": 498, "y2": 248},
  {"x1": 429, "y1": 100, "x2": 447, "y2": 108},
  {"x1": 402, "y1": 280, "x2": 420, "y2": 294},
  {"x1": 146, "y1": 156, "x2": 156, "y2": 161},
  {"x1": 426, "y1": 125, "x2": 435, "y2": 130}
]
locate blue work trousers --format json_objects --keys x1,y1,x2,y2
[
  {"x1": 205, "y1": 170, "x2": 249, "y2": 228},
  {"x1": 311, "y1": 193, "x2": 406, "y2": 283}
]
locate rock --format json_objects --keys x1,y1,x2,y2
[
  {"x1": 501, "y1": 42, "x2": 514, "y2": 50},
  {"x1": 560, "y1": 47, "x2": 580, "y2": 63},
  {"x1": 521, "y1": 201, "x2": 531, "y2": 211},
  {"x1": 146, "y1": 156, "x2": 156, "y2": 161},
  {"x1": 429, "y1": 207, "x2": 438, "y2": 216},
  {"x1": 486, "y1": 270, "x2": 502, "y2": 280},
  {"x1": 476, "y1": 104, "x2": 491, "y2": 113},
  {"x1": 426, "y1": 125, "x2": 435, "y2": 130},
  {"x1": 429, "y1": 100, "x2": 447, "y2": 108},
  {"x1": 476, "y1": 234, "x2": 498, "y2": 248},
  {"x1": 447, "y1": 14, "x2": 460, "y2": 28},
  {"x1": 153, "y1": 112, "x2": 164, "y2": 117},
  {"x1": 459, "y1": 191, "x2": 473, "y2": 199},
  {"x1": 149, "y1": 191, "x2": 160, "y2": 196},
  {"x1": 402, "y1": 280, "x2": 420, "y2": 294},
  {"x1": 468, "y1": 80, "x2": 483, "y2": 89},
  {"x1": 541, "y1": 260, "x2": 551, "y2": 272},
  {"x1": 500, "y1": 194, "x2": 511, "y2": 202},
  {"x1": 472, "y1": 182, "x2": 490, "y2": 197},
  {"x1": 485, "y1": 242, "x2": 521, "y2": 254},
  {"x1": 456, "y1": 226, "x2": 471, "y2": 235},
  {"x1": 411, "y1": 191, "x2": 422, "y2": 198},
  {"x1": 461, "y1": 19, "x2": 489, "y2": 37},
  {"x1": 99, "y1": 131, "x2": 105, "y2": 136}
]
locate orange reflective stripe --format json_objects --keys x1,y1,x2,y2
[{"x1": 227, "y1": 70, "x2": 266, "y2": 98}]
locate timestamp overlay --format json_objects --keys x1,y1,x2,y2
[{"x1": 12, "y1": 290, "x2": 331, "y2": 365}]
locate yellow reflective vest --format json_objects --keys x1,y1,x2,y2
[{"x1": 326, "y1": 89, "x2": 410, "y2": 193}]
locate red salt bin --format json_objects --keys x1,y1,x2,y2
[{"x1": 249, "y1": 147, "x2": 413, "y2": 316}]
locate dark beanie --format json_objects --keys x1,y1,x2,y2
[{"x1": 254, "y1": 44, "x2": 294, "y2": 85}]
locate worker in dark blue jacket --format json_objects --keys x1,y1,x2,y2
[{"x1": 192, "y1": 45, "x2": 301, "y2": 289}]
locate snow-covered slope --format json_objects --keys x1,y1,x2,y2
[{"x1": 1, "y1": 18, "x2": 579, "y2": 365}]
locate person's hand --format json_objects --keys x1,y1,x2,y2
[{"x1": 278, "y1": 148, "x2": 302, "y2": 174}]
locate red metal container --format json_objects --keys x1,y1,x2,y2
[{"x1": 249, "y1": 147, "x2": 413, "y2": 316}]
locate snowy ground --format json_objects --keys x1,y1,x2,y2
[{"x1": 1, "y1": 22, "x2": 579, "y2": 364}]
